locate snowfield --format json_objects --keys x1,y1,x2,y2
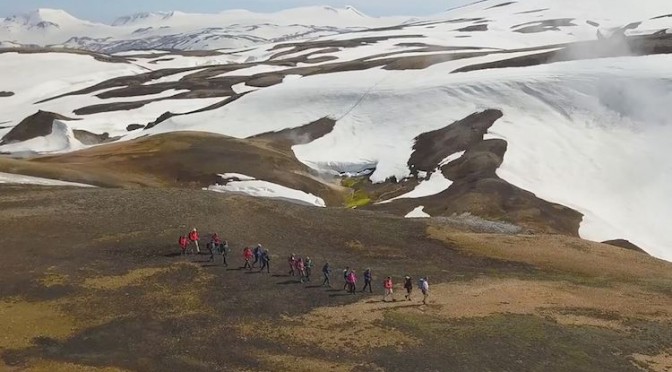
[
  {"x1": 1, "y1": 0, "x2": 671, "y2": 260},
  {"x1": 0, "y1": 171, "x2": 93, "y2": 187},
  {"x1": 207, "y1": 174, "x2": 326, "y2": 207}
]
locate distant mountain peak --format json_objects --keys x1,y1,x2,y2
[
  {"x1": 2, "y1": 8, "x2": 87, "y2": 28},
  {"x1": 344, "y1": 5, "x2": 367, "y2": 17},
  {"x1": 111, "y1": 11, "x2": 176, "y2": 26}
]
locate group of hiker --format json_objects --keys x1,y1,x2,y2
[
  {"x1": 178, "y1": 228, "x2": 430, "y2": 304},
  {"x1": 287, "y1": 254, "x2": 314, "y2": 282}
]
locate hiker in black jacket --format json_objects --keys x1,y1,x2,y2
[
  {"x1": 362, "y1": 268, "x2": 373, "y2": 293},
  {"x1": 322, "y1": 262, "x2": 332, "y2": 287},
  {"x1": 404, "y1": 276, "x2": 413, "y2": 301},
  {"x1": 259, "y1": 249, "x2": 271, "y2": 273}
]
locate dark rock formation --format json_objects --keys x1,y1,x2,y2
[
  {"x1": 0, "y1": 111, "x2": 77, "y2": 145},
  {"x1": 126, "y1": 124, "x2": 145, "y2": 131},
  {"x1": 602, "y1": 239, "x2": 648, "y2": 254},
  {"x1": 408, "y1": 109, "x2": 503, "y2": 174},
  {"x1": 249, "y1": 117, "x2": 336, "y2": 147},
  {"x1": 72, "y1": 129, "x2": 113, "y2": 145}
]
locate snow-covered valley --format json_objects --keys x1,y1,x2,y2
[{"x1": 1, "y1": 0, "x2": 671, "y2": 260}]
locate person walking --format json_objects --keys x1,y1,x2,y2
[
  {"x1": 178, "y1": 235, "x2": 189, "y2": 255},
  {"x1": 322, "y1": 262, "x2": 332, "y2": 287},
  {"x1": 342, "y1": 267, "x2": 350, "y2": 290},
  {"x1": 304, "y1": 256, "x2": 314, "y2": 282},
  {"x1": 383, "y1": 276, "x2": 394, "y2": 302},
  {"x1": 420, "y1": 277, "x2": 430, "y2": 305},
  {"x1": 243, "y1": 247, "x2": 254, "y2": 270},
  {"x1": 288, "y1": 254, "x2": 296, "y2": 276},
  {"x1": 252, "y1": 244, "x2": 262, "y2": 268},
  {"x1": 208, "y1": 233, "x2": 221, "y2": 262},
  {"x1": 362, "y1": 268, "x2": 373, "y2": 293},
  {"x1": 347, "y1": 270, "x2": 357, "y2": 294},
  {"x1": 404, "y1": 276, "x2": 413, "y2": 301},
  {"x1": 297, "y1": 257, "x2": 306, "y2": 283},
  {"x1": 188, "y1": 228, "x2": 200, "y2": 254},
  {"x1": 221, "y1": 240, "x2": 230, "y2": 266},
  {"x1": 259, "y1": 249, "x2": 271, "y2": 273}
]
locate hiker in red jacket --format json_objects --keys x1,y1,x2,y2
[
  {"x1": 243, "y1": 247, "x2": 254, "y2": 270},
  {"x1": 383, "y1": 276, "x2": 394, "y2": 302},
  {"x1": 178, "y1": 235, "x2": 189, "y2": 255},
  {"x1": 188, "y1": 228, "x2": 200, "y2": 254}
]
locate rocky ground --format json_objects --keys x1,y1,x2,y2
[{"x1": 1, "y1": 185, "x2": 671, "y2": 371}]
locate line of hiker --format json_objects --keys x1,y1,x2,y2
[{"x1": 178, "y1": 228, "x2": 430, "y2": 304}]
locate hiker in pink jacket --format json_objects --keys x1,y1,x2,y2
[
  {"x1": 383, "y1": 276, "x2": 394, "y2": 302},
  {"x1": 347, "y1": 270, "x2": 357, "y2": 294},
  {"x1": 296, "y1": 257, "x2": 306, "y2": 283}
]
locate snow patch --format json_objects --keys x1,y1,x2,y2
[
  {"x1": 0, "y1": 120, "x2": 85, "y2": 155},
  {"x1": 207, "y1": 174, "x2": 325, "y2": 207},
  {"x1": 231, "y1": 83, "x2": 259, "y2": 94},
  {"x1": 405, "y1": 206, "x2": 431, "y2": 218},
  {"x1": 219, "y1": 173, "x2": 255, "y2": 181},
  {"x1": 0, "y1": 172, "x2": 94, "y2": 187},
  {"x1": 439, "y1": 151, "x2": 466, "y2": 167},
  {"x1": 380, "y1": 170, "x2": 452, "y2": 203}
]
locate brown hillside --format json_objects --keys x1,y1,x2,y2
[
  {"x1": 0, "y1": 186, "x2": 670, "y2": 371},
  {"x1": 0, "y1": 131, "x2": 344, "y2": 205}
]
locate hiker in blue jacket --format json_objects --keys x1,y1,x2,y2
[
  {"x1": 361, "y1": 268, "x2": 373, "y2": 293},
  {"x1": 259, "y1": 249, "x2": 271, "y2": 273},
  {"x1": 252, "y1": 244, "x2": 262, "y2": 268}
]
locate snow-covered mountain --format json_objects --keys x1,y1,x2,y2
[
  {"x1": 0, "y1": 6, "x2": 408, "y2": 53},
  {"x1": 1, "y1": 0, "x2": 671, "y2": 260}
]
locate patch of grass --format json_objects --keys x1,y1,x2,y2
[
  {"x1": 341, "y1": 177, "x2": 372, "y2": 208},
  {"x1": 81, "y1": 267, "x2": 172, "y2": 290},
  {"x1": 345, "y1": 190, "x2": 372, "y2": 208},
  {"x1": 25, "y1": 361, "x2": 131, "y2": 372},
  {"x1": 0, "y1": 298, "x2": 75, "y2": 350},
  {"x1": 380, "y1": 312, "x2": 672, "y2": 372},
  {"x1": 341, "y1": 177, "x2": 358, "y2": 188},
  {"x1": 555, "y1": 307, "x2": 623, "y2": 321},
  {"x1": 639, "y1": 278, "x2": 672, "y2": 297},
  {"x1": 39, "y1": 267, "x2": 69, "y2": 288}
]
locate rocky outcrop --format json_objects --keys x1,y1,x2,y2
[
  {"x1": 72, "y1": 129, "x2": 114, "y2": 145},
  {"x1": 126, "y1": 124, "x2": 145, "y2": 131},
  {"x1": 602, "y1": 239, "x2": 648, "y2": 254},
  {"x1": 371, "y1": 111, "x2": 583, "y2": 236},
  {"x1": 248, "y1": 117, "x2": 336, "y2": 147},
  {"x1": 0, "y1": 111, "x2": 76, "y2": 145},
  {"x1": 408, "y1": 109, "x2": 503, "y2": 174}
]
